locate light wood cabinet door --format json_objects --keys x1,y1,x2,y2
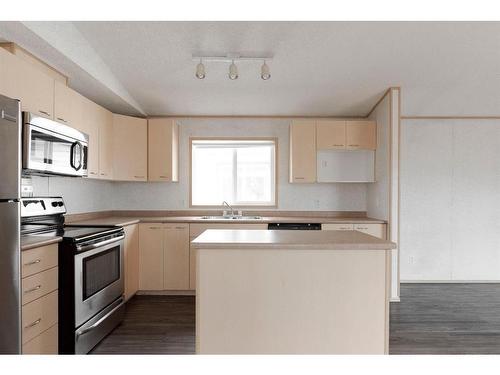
[
  {"x1": 163, "y1": 224, "x2": 189, "y2": 290},
  {"x1": 54, "y1": 81, "x2": 82, "y2": 126},
  {"x1": 80, "y1": 99, "x2": 100, "y2": 178},
  {"x1": 346, "y1": 121, "x2": 377, "y2": 150},
  {"x1": 22, "y1": 290, "x2": 58, "y2": 344},
  {"x1": 316, "y1": 120, "x2": 346, "y2": 150},
  {"x1": 22, "y1": 324, "x2": 58, "y2": 354},
  {"x1": 354, "y1": 224, "x2": 386, "y2": 240},
  {"x1": 124, "y1": 224, "x2": 139, "y2": 300},
  {"x1": 138, "y1": 224, "x2": 164, "y2": 290},
  {"x1": 98, "y1": 108, "x2": 114, "y2": 179},
  {"x1": 21, "y1": 267, "x2": 58, "y2": 305},
  {"x1": 21, "y1": 244, "x2": 58, "y2": 278},
  {"x1": 289, "y1": 120, "x2": 316, "y2": 183},
  {"x1": 148, "y1": 118, "x2": 179, "y2": 182},
  {"x1": 113, "y1": 114, "x2": 148, "y2": 181},
  {"x1": 0, "y1": 47, "x2": 54, "y2": 119},
  {"x1": 322, "y1": 223, "x2": 354, "y2": 231}
]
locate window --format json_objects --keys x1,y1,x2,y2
[{"x1": 191, "y1": 139, "x2": 277, "y2": 206}]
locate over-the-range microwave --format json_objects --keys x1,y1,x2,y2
[{"x1": 22, "y1": 112, "x2": 89, "y2": 177}]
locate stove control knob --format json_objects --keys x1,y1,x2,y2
[
  {"x1": 51, "y1": 202, "x2": 58, "y2": 207},
  {"x1": 58, "y1": 202, "x2": 64, "y2": 207}
]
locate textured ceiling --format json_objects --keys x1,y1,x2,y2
[{"x1": 0, "y1": 21, "x2": 499, "y2": 117}]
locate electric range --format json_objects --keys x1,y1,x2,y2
[{"x1": 21, "y1": 197, "x2": 125, "y2": 354}]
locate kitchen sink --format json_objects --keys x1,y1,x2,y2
[{"x1": 200, "y1": 215, "x2": 262, "y2": 220}]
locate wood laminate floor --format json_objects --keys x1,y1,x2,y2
[{"x1": 91, "y1": 284, "x2": 500, "y2": 355}]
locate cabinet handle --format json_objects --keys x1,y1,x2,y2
[
  {"x1": 357, "y1": 227, "x2": 368, "y2": 230},
  {"x1": 24, "y1": 285, "x2": 42, "y2": 294},
  {"x1": 56, "y1": 117, "x2": 68, "y2": 123},
  {"x1": 149, "y1": 226, "x2": 162, "y2": 230},
  {"x1": 24, "y1": 318, "x2": 42, "y2": 329},
  {"x1": 39, "y1": 110, "x2": 51, "y2": 117},
  {"x1": 333, "y1": 144, "x2": 344, "y2": 147},
  {"x1": 159, "y1": 175, "x2": 169, "y2": 179},
  {"x1": 24, "y1": 259, "x2": 41, "y2": 267},
  {"x1": 174, "y1": 226, "x2": 186, "y2": 230},
  {"x1": 294, "y1": 177, "x2": 305, "y2": 180},
  {"x1": 348, "y1": 144, "x2": 360, "y2": 147},
  {"x1": 134, "y1": 176, "x2": 145, "y2": 179},
  {"x1": 90, "y1": 172, "x2": 97, "y2": 175}
]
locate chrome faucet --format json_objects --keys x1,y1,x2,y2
[{"x1": 222, "y1": 201, "x2": 235, "y2": 217}]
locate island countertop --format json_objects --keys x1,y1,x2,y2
[{"x1": 191, "y1": 229, "x2": 396, "y2": 250}]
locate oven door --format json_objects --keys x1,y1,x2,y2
[
  {"x1": 74, "y1": 235, "x2": 124, "y2": 327},
  {"x1": 23, "y1": 122, "x2": 88, "y2": 177}
]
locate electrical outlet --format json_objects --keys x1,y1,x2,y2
[
  {"x1": 408, "y1": 256, "x2": 415, "y2": 264},
  {"x1": 322, "y1": 161, "x2": 328, "y2": 168},
  {"x1": 314, "y1": 199, "x2": 320, "y2": 209}
]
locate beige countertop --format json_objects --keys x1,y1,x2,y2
[
  {"x1": 72, "y1": 215, "x2": 386, "y2": 227},
  {"x1": 21, "y1": 235, "x2": 62, "y2": 251},
  {"x1": 191, "y1": 229, "x2": 396, "y2": 250}
]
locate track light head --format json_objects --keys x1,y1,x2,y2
[
  {"x1": 228, "y1": 60, "x2": 238, "y2": 80},
  {"x1": 261, "y1": 61, "x2": 271, "y2": 80},
  {"x1": 195, "y1": 60, "x2": 206, "y2": 79}
]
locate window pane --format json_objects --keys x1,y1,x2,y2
[
  {"x1": 192, "y1": 147, "x2": 234, "y2": 205},
  {"x1": 191, "y1": 140, "x2": 275, "y2": 206},
  {"x1": 236, "y1": 147, "x2": 273, "y2": 203}
]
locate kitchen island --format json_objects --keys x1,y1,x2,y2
[{"x1": 191, "y1": 229, "x2": 396, "y2": 354}]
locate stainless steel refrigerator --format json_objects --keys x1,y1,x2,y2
[{"x1": 0, "y1": 94, "x2": 21, "y2": 354}]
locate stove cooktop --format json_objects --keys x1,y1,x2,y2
[{"x1": 21, "y1": 224, "x2": 121, "y2": 241}]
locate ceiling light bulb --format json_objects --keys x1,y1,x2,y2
[
  {"x1": 261, "y1": 61, "x2": 271, "y2": 80},
  {"x1": 228, "y1": 60, "x2": 238, "y2": 80},
  {"x1": 195, "y1": 60, "x2": 206, "y2": 79}
]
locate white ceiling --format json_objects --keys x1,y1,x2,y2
[{"x1": 0, "y1": 21, "x2": 499, "y2": 117}]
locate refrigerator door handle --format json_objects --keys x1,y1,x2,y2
[{"x1": 1, "y1": 109, "x2": 17, "y2": 123}]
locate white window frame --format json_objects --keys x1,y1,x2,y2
[{"x1": 189, "y1": 137, "x2": 278, "y2": 208}]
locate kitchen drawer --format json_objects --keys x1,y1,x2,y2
[
  {"x1": 22, "y1": 267, "x2": 58, "y2": 305},
  {"x1": 189, "y1": 223, "x2": 267, "y2": 238},
  {"x1": 22, "y1": 324, "x2": 58, "y2": 354},
  {"x1": 322, "y1": 223, "x2": 354, "y2": 231},
  {"x1": 22, "y1": 244, "x2": 58, "y2": 277},
  {"x1": 354, "y1": 224, "x2": 386, "y2": 240},
  {"x1": 22, "y1": 290, "x2": 58, "y2": 344}
]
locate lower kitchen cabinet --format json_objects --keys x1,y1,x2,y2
[
  {"x1": 163, "y1": 225, "x2": 190, "y2": 290},
  {"x1": 21, "y1": 243, "x2": 59, "y2": 354},
  {"x1": 139, "y1": 224, "x2": 165, "y2": 290},
  {"x1": 124, "y1": 224, "x2": 139, "y2": 300},
  {"x1": 138, "y1": 223, "x2": 190, "y2": 291}
]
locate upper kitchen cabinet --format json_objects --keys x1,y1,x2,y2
[
  {"x1": 346, "y1": 121, "x2": 377, "y2": 150},
  {"x1": 79, "y1": 98, "x2": 101, "y2": 178},
  {"x1": 148, "y1": 118, "x2": 179, "y2": 182},
  {"x1": 316, "y1": 120, "x2": 346, "y2": 150},
  {"x1": 0, "y1": 47, "x2": 54, "y2": 119},
  {"x1": 112, "y1": 114, "x2": 148, "y2": 181},
  {"x1": 54, "y1": 81, "x2": 83, "y2": 127},
  {"x1": 289, "y1": 120, "x2": 316, "y2": 183},
  {"x1": 98, "y1": 108, "x2": 114, "y2": 180}
]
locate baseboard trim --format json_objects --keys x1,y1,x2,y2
[
  {"x1": 137, "y1": 290, "x2": 196, "y2": 296},
  {"x1": 401, "y1": 280, "x2": 500, "y2": 284}
]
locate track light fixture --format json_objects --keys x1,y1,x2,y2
[
  {"x1": 261, "y1": 61, "x2": 271, "y2": 80},
  {"x1": 195, "y1": 59, "x2": 205, "y2": 79},
  {"x1": 192, "y1": 54, "x2": 272, "y2": 80},
  {"x1": 228, "y1": 60, "x2": 238, "y2": 80}
]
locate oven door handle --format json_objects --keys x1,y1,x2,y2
[
  {"x1": 76, "y1": 297, "x2": 125, "y2": 338},
  {"x1": 76, "y1": 234, "x2": 125, "y2": 252}
]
